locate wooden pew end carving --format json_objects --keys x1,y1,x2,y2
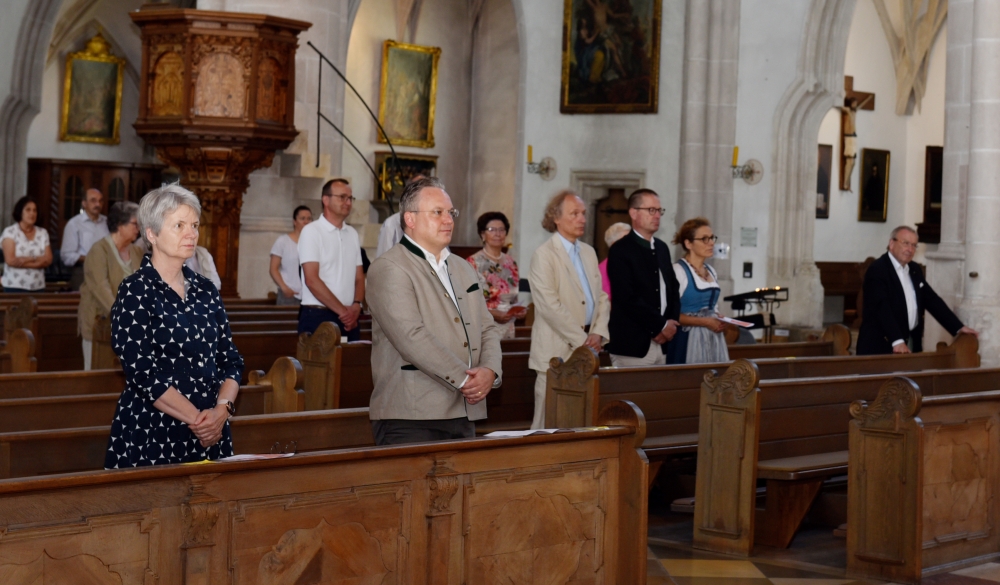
[
  {"x1": 822, "y1": 323, "x2": 852, "y2": 355},
  {"x1": 247, "y1": 356, "x2": 305, "y2": 413},
  {"x1": 598, "y1": 400, "x2": 647, "y2": 448},
  {"x1": 546, "y1": 346, "x2": 599, "y2": 429},
  {"x1": 936, "y1": 332, "x2": 980, "y2": 369},
  {"x1": 297, "y1": 321, "x2": 343, "y2": 410}
]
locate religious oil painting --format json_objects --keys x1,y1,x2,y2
[
  {"x1": 561, "y1": 0, "x2": 662, "y2": 113},
  {"x1": 378, "y1": 40, "x2": 440, "y2": 148},
  {"x1": 817, "y1": 144, "x2": 833, "y2": 219},
  {"x1": 858, "y1": 148, "x2": 890, "y2": 223},
  {"x1": 61, "y1": 33, "x2": 124, "y2": 145}
]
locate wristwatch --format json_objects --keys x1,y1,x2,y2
[{"x1": 217, "y1": 398, "x2": 236, "y2": 417}]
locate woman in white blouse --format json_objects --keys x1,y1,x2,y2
[
  {"x1": 667, "y1": 217, "x2": 729, "y2": 364},
  {"x1": 269, "y1": 205, "x2": 312, "y2": 305},
  {"x1": 1, "y1": 196, "x2": 53, "y2": 292}
]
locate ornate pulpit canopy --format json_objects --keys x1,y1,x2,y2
[{"x1": 131, "y1": 8, "x2": 311, "y2": 296}]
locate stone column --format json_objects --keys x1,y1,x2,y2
[
  {"x1": 924, "y1": 0, "x2": 972, "y2": 348},
  {"x1": 955, "y1": 0, "x2": 1000, "y2": 365},
  {"x1": 676, "y1": 0, "x2": 741, "y2": 296}
]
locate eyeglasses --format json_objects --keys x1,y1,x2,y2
[
  {"x1": 410, "y1": 209, "x2": 460, "y2": 219},
  {"x1": 892, "y1": 238, "x2": 918, "y2": 249},
  {"x1": 485, "y1": 227, "x2": 507, "y2": 234},
  {"x1": 634, "y1": 207, "x2": 666, "y2": 216},
  {"x1": 693, "y1": 235, "x2": 718, "y2": 244},
  {"x1": 325, "y1": 193, "x2": 356, "y2": 203}
]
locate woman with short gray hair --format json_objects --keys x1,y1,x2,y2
[
  {"x1": 78, "y1": 201, "x2": 143, "y2": 370},
  {"x1": 104, "y1": 184, "x2": 244, "y2": 468}
]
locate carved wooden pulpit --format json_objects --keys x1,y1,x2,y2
[{"x1": 131, "y1": 8, "x2": 311, "y2": 296}]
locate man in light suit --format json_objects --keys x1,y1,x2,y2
[
  {"x1": 366, "y1": 177, "x2": 503, "y2": 445},
  {"x1": 857, "y1": 225, "x2": 977, "y2": 355},
  {"x1": 528, "y1": 191, "x2": 610, "y2": 429}
]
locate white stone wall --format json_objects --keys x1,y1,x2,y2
[{"x1": 813, "y1": 0, "x2": 947, "y2": 265}]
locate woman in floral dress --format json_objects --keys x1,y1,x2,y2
[{"x1": 467, "y1": 212, "x2": 522, "y2": 339}]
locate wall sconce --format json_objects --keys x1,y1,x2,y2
[
  {"x1": 527, "y1": 145, "x2": 557, "y2": 181},
  {"x1": 731, "y1": 146, "x2": 763, "y2": 185}
]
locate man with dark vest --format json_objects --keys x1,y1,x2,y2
[
  {"x1": 857, "y1": 225, "x2": 977, "y2": 355},
  {"x1": 605, "y1": 189, "x2": 681, "y2": 366}
]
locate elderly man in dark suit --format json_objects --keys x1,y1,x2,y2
[
  {"x1": 366, "y1": 177, "x2": 503, "y2": 445},
  {"x1": 857, "y1": 226, "x2": 977, "y2": 355},
  {"x1": 605, "y1": 189, "x2": 681, "y2": 366}
]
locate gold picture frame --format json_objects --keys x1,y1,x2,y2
[
  {"x1": 377, "y1": 40, "x2": 440, "y2": 148},
  {"x1": 560, "y1": 0, "x2": 662, "y2": 114},
  {"x1": 858, "y1": 148, "x2": 890, "y2": 222},
  {"x1": 60, "y1": 33, "x2": 125, "y2": 145}
]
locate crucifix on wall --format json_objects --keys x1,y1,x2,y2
[{"x1": 839, "y1": 76, "x2": 875, "y2": 191}]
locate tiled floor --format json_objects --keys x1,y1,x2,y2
[
  {"x1": 644, "y1": 510, "x2": 1000, "y2": 585},
  {"x1": 646, "y1": 543, "x2": 1000, "y2": 584}
]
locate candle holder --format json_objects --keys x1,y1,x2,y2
[
  {"x1": 731, "y1": 159, "x2": 763, "y2": 185},
  {"x1": 527, "y1": 157, "x2": 557, "y2": 181}
]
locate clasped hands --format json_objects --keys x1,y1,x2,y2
[
  {"x1": 189, "y1": 405, "x2": 229, "y2": 448},
  {"x1": 653, "y1": 319, "x2": 681, "y2": 345},
  {"x1": 461, "y1": 366, "x2": 495, "y2": 405},
  {"x1": 337, "y1": 303, "x2": 363, "y2": 331}
]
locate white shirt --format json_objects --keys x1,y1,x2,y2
[
  {"x1": 1, "y1": 224, "x2": 49, "y2": 291},
  {"x1": 60, "y1": 211, "x2": 109, "y2": 266},
  {"x1": 888, "y1": 253, "x2": 919, "y2": 346},
  {"x1": 402, "y1": 234, "x2": 469, "y2": 386},
  {"x1": 376, "y1": 213, "x2": 403, "y2": 258},
  {"x1": 633, "y1": 230, "x2": 668, "y2": 315},
  {"x1": 270, "y1": 234, "x2": 302, "y2": 297},
  {"x1": 297, "y1": 215, "x2": 362, "y2": 308}
]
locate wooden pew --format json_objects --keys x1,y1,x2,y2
[
  {"x1": 296, "y1": 322, "x2": 536, "y2": 430},
  {"x1": 728, "y1": 323, "x2": 852, "y2": 358},
  {"x1": 0, "y1": 402, "x2": 648, "y2": 585},
  {"x1": 847, "y1": 380, "x2": 1000, "y2": 584},
  {"x1": 0, "y1": 357, "x2": 306, "y2": 433},
  {"x1": 547, "y1": 333, "x2": 979, "y2": 432},
  {"x1": 691, "y1": 360, "x2": 1000, "y2": 557}
]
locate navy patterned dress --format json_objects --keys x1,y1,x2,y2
[{"x1": 104, "y1": 255, "x2": 244, "y2": 468}]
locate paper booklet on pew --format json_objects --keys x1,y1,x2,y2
[
  {"x1": 217, "y1": 453, "x2": 295, "y2": 462},
  {"x1": 484, "y1": 428, "x2": 581, "y2": 438},
  {"x1": 719, "y1": 316, "x2": 754, "y2": 328}
]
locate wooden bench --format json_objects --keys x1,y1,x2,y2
[
  {"x1": 691, "y1": 360, "x2": 1000, "y2": 556},
  {"x1": 0, "y1": 356, "x2": 306, "y2": 433},
  {"x1": 847, "y1": 380, "x2": 1000, "y2": 583},
  {"x1": 0, "y1": 401, "x2": 647, "y2": 584},
  {"x1": 547, "y1": 332, "x2": 979, "y2": 433}
]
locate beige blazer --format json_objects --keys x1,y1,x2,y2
[
  {"x1": 528, "y1": 233, "x2": 610, "y2": 372},
  {"x1": 77, "y1": 237, "x2": 144, "y2": 340},
  {"x1": 367, "y1": 237, "x2": 503, "y2": 421}
]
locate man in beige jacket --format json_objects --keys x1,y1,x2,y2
[
  {"x1": 366, "y1": 177, "x2": 503, "y2": 445},
  {"x1": 528, "y1": 191, "x2": 610, "y2": 429}
]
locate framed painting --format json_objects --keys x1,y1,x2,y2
[
  {"x1": 858, "y1": 148, "x2": 890, "y2": 222},
  {"x1": 60, "y1": 33, "x2": 124, "y2": 145},
  {"x1": 373, "y1": 151, "x2": 437, "y2": 202},
  {"x1": 816, "y1": 144, "x2": 832, "y2": 219},
  {"x1": 560, "y1": 0, "x2": 662, "y2": 114},
  {"x1": 378, "y1": 40, "x2": 441, "y2": 148}
]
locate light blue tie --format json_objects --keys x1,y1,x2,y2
[{"x1": 570, "y1": 243, "x2": 595, "y2": 326}]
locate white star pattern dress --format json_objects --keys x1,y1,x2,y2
[{"x1": 104, "y1": 255, "x2": 244, "y2": 468}]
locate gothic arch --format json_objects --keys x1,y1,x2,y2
[
  {"x1": 767, "y1": 0, "x2": 856, "y2": 327},
  {"x1": 0, "y1": 0, "x2": 63, "y2": 219}
]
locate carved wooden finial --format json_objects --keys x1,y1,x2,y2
[
  {"x1": 849, "y1": 376, "x2": 921, "y2": 424},
  {"x1": 548, "y1": 345, "x2": 599, "y2": 386},
  {"x1": 297, "y1": 320, "x2": 342, "y2": 359},
  {"x1": 703, "y1": 358, "x2": 759, "y2": 400},
  {"x1": 598, "y1": 400, "x2": 647, "y2": 448}
]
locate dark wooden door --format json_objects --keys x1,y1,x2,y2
[{"x1": 593, "y1": 188, "x2": 631, "y2": 261}]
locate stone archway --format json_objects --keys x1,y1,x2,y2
[
  {"x1": 767, "y1": 0, "x2": 856, "y2": 328},
  {"x1": 0, "y1": 0, "x2": 64, "y2": 220}
]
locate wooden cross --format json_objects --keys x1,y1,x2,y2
[
  {"x1": 844, "y1": 76, "x2": 875, "y2": 110},
  {"x1": 839, "y1": 76, "x2": 875, "y2": 191}
]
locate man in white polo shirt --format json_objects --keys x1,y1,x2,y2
[{"x1": 297, "y1": 178, "x2": 365, "y2": 339}]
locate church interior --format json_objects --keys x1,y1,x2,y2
[{"x1": 2, "y1": 0, "x2": 1000, "y2": 583}]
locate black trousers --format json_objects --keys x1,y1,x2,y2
[{"x1": 371, "y1": 418, "x2": 475, "y2": 446}]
